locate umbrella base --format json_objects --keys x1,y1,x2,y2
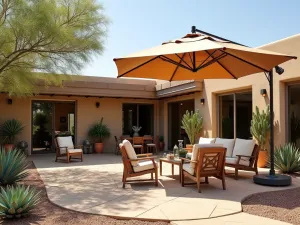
[{"x1": 253, "y1": 174, "x2": 292, "y2": 186}]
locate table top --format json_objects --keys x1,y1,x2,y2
[{"x1": 159, "y1": 157, "x2": 182, "y2": 164}]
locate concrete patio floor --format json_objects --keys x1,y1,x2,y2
[{"x1": 31, "y1": 153, "x2": 299, "y2": 224}]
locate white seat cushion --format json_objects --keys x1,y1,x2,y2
[
  {"x1": 232, "y1": 138, "x2": 255, "y2": 166},
  {"x1": 189, "y1": 143, "x2": 224, "y2": 175},
  {"x1": 198, "y1": 137, "x2": 216, "y2": 144},
  {"x1": 133, "y1": 145, "x2": 143, "y2": 147},
  {"x1": 68, "y1": 149, "x2": 82, "y2": 153},
  {"x1": 215, "y1": 138, "x2": 235, "y2": 157},
  {"x1": 57, "y1": 136, "x2": 74, "y2": 149},
  {"x1": 123, "y1": 140, "x2": 138, "y2": 167},
  {"x1": 146, "y1": 143, "x2": 156, "y2": 146},
  {"x1": 133, "y1": 160, "x2": 158, "y2": 172},
  {"x1": 225, "y1": 157, "x2": 250, "y2": 166},
  {"x1": 183, "y1": 163, "x2": 195, "y2": 175}
]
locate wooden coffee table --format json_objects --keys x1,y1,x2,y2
[{"x1": 159, "y1": 158, "x2": 182, "y2": 182}]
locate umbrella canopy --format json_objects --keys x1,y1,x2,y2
[{"x1": 114, "y1": 33, "x2": 296, "y2": 81}]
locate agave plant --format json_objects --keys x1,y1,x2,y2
[
  {"x1": 0, "y1": 119, "x2": 24, "y2": 144},
  {"x1": 181, "y1": 110, "x2": 203, "y2": 144},
  {"x1": 0, "y1": 185, "x2": 41, "y2": 219},
  {"x1": 0, "y1": 148, "x2": 29, "y2": 185},
  {"x1": 88, "y1": 117, "x2": 111, "y2": 143},
  {"x1": 273, "y1": 143, "x2": 300, "y2": 173}
]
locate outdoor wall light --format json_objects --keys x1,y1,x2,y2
[
  {"x1": 200, "y1": 98, "x2": 205, "y2": 105},
  {"x1": 95, "y1": 102, "x2": 100, "y2": 108},
  {"x1": 260, "y1": 89, "x2": 267, "y2": 97},
  {"x1": 7, "y1": 98, "x2": 12, "y2": 105}
]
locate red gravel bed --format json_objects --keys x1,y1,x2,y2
[
  {"x1": 242, "y1": 186, "x2": 300, "y2": 225},
  {"x1": 0, "y1": 162, "x2": 169, "y2": 225}
]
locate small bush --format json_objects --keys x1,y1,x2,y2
[
  {"x1": 0, "y1": 148, "x2": 29, "y2": 185},
  {"x1": 0, "y1": 185, "x2": 41, "y2": 219},
  {"x1": 273, "y1": 143, "x2": 300, "y2": 173}
]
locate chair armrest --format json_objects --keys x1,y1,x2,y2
[
  {"x1": 129, "y1": 156, "x2": 157, "y2": 161},
  {"x1": 57, "y1": 146, "x2": 68, "y2": 149},
  {"x1": 180, "y1": 158, "x2": 197, "y2": 164},
  {"x1": 236, "y1": 155, "x2": 255, "y2": 158},
  {"x1": 137, "y1": 153, "x2": 152, "y2": 157}
]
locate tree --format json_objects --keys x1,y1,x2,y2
[{"x1": 0, "y1": 0, "x2": 108, "y2": 96}]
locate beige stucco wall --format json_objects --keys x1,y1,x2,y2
[{"x1": 0, "y1": 94, "x2": 158, "y2": 155}]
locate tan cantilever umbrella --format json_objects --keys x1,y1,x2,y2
[{"x1": 114, "y1": 33, "x2": 296, "y2": 80}]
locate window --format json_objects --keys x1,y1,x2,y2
[
  {"x1": 122, "y1": 104, "x2": 154, "y2": 136},
  {"x1": 219, "y1": 92, "x2": 252, "y2": 139},
  {"x1": 68, "y1": 113, "x2": 75, "y2": 135}
]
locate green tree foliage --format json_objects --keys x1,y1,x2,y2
[
  {"x1": 0, "y1": 0, "x2": 109, "y2": 96},
  {"x1": 181, "y1": 110, "x2": 203, "y2": 144}
]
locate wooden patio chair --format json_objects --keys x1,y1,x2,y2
[
  {"x1": 54, "y1": 136, "x2": 83, "y2": 163},
  {"x1": 120, "y1": 140, "x2": 158, "y2": 188},
  {"x1": 181, "y1": 144, "x2": 226, "y2": 193},
  {"x1": 133, "y1": 136, "x2": 144, "y2": 154},
  {"x1": 144, "y1": 135, "x2": 157, "y2": 154},
  {"x1": 225, "y1": 141, "x2": 259, "y2": 180}
]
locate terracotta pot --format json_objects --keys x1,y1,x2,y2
[
  {"x1": 94, "y1": 143, "x2": 104, "y2": 153},
  {"x1": 257, "y1": 150, "x2": 268, "y2": 168},
  {"x1": 185, "y1": 144, "x2": 193, "y2": 153},
  {"x1": 4, "y1": 144, "x2": 14, "y2": 152},
  {"x1": 159, "y1": 142, "x2": 165, "y2": 150}
]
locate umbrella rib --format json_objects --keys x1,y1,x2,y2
[
  {"x1": 118, "y1": 56, "x2": 160, "y2": 78},
  {"x1": 196, "y1": 50, "x2": 218, "y2": 69},
  {"x1": 205, "y1": 50, "x2": 237, "y2": 79},
  {"x1": 175, "y1": 53, "x2": 193, "y2": 70},
  {"x1": 220, "y1": 50, "x2": 269, "y2": 72},
  {"x1": 169, "y1": 53, "x2": 186, "y2": 81},
  {"x1": 195, "y1": 52, "x2": 227, "y2": 71},
  {"x1": 159, "y1": 55, "x2": 192, "y2": 71}
]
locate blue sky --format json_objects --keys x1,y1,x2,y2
[{"x1": 81, "y1": 0, "x2": 300, "y2": 78}]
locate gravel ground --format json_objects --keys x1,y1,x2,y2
[
  {"x1": 0, "y1": 162, "x2": 169, "y2": 225},
  {"x1": 242, "y1": 184, "x2": 300, "y2": 225}
]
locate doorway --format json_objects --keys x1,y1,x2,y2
[
  {"x1": 168, "y1": 99, "x2": 194, "y2": 150},
  {"x1": 218, "y1": 92, "x2": 252, "y2": 139},
  {"x1": 31, "y1": 101, "x2": 76, "y2": 154}
]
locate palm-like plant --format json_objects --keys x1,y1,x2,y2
[
  {"x1": 273, "y1": 143, "x2": 300, "y2": 173},
  {"x1": 0, "y1": 185, "x2": 41, "y2": 219},
  {"x1": 0, "y1": 148, "x2": 29, "y2": 185},
  {"x1": 88, "y1": 117, "x2": 111, "y2": 143},
  {"x1": 250, "y1": 106, "x2": 270, "y2": 151},
  {"x1": 181, "y1": 110, "x2": 203, "y2": 144},
  {"x1": 0, "y1": 119, "x2": 24, "y2": 144}
]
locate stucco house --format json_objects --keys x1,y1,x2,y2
[{"x1": 1, "y1": 34, "x2": 300, "y2": 155}]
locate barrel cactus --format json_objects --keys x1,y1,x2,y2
[
  {"x1": 0, "y1": 148, "x2": 29, "y2": 185},
  {"x1": 181, "y1": 110, "x2": 203, "y2": 144},
  {"x1": 250, "y1": 106, "x2": 270, "y2": 151},
  {"x1": 0, "y1": 185, "x2": 41, "y2": 219}
]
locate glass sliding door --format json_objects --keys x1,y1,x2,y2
[
  {"x1": 122, "y1": 103, "x2": 154, "y2": 136},
  {"x1": 219, "y1": 91, "x2": 252, "y2": 139},
  {"x1": 288, "y1": 84, "x2": 300, "y2": 147}
]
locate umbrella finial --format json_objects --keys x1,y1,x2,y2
[{"x1": 191, "y1": 26, "x2": 196, "y2": 34}]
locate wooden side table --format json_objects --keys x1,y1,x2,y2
[{"x1": 159, "y1": 158, "x2": 182, "y2": 183}]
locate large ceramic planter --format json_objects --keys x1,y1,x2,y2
[
  {"x1": 94, "y1": 143, "x2": 104, "y2": 153},
  {"x1": 185, "y1": 144, "x2": 193, "y2": 153},
  {"x1": 4, "y1": 144, "x2": 14, "y2": 152},
  {"x1": 257, "y1": 150, "x2": 268, "y2": 168}
]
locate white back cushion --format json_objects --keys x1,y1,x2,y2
[
  {"x1": 198, "y1": 137, "x2": 216, "y2": 144},
  {"x1": 122, "y1": 139, "x2": 138, "y2": 167},
  {"x1": 57, "y1": 136, "x2": 74, "y2": 149},
  {"x1": 215, "y1": 138, "x2": 235, "y2": 157},
  {"x1": 232, "y1": 138, "x2": 255, "y2": 159}
]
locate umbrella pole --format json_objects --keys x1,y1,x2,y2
[{"x1": 253, "y1": 69, "x2": 291, "y2": 186}]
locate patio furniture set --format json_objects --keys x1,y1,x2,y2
[
  {"x1": 119, "y1": 137, "x2": 258, "y2": 192},
  {"x1": 119, "y1": 135, "x2": 158, "y2": 154}
]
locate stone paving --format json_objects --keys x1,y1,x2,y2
[{"x1": 31, "y1": 154, "x2": 300, "y2": 224}]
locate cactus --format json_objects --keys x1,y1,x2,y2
[
  {"x1": 250, "y1": 106, "x2": 270, "y2": 151},
  {"x1": 0, "y1": 185, "x2": 41, "y2": 219},
  {"x1": 273, "y1": 143, "x2": 300, "y2": 173},
  {"x1": 181, "y1": 110, "x2": 203, "y2": 144}
]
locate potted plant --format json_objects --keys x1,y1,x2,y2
[
  {"x1": 0, "y1": 119, "x2": 24, "y2": 151},
  {"x1": 159, "y1": 136, "x2": 165, "y2": 150},
  {"x1": 250, "y1": 105, "x2": 270, "y2": 168},
  {"x1": 181, "y1": 110, "x2": 203, "y2": 152},
  {"x1": 88, "y1": 117, "x2": 111, "y2": 153}
]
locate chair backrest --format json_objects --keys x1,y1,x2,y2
[
  {"x1": 114, "y1": 136, "x2": 118, "y2": 143},
  {"x1": 119, "y1": 144, "x2": 134, "y2": 174},
  {"x1": 196, "y1": 147, "x2": 226, "y2": 177},
  {"x1": 121, "y1": 140, "x2": 138, "y2": 166},
  {"x1": 56, "y1": 136, "x2": 74, "y2": 149},
  {"x1": 133, "y1": 137, "x2": 144, "y2": 145},
  {"x1": 249, "y1": 144, "x2": 259, "y2": 167}
]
